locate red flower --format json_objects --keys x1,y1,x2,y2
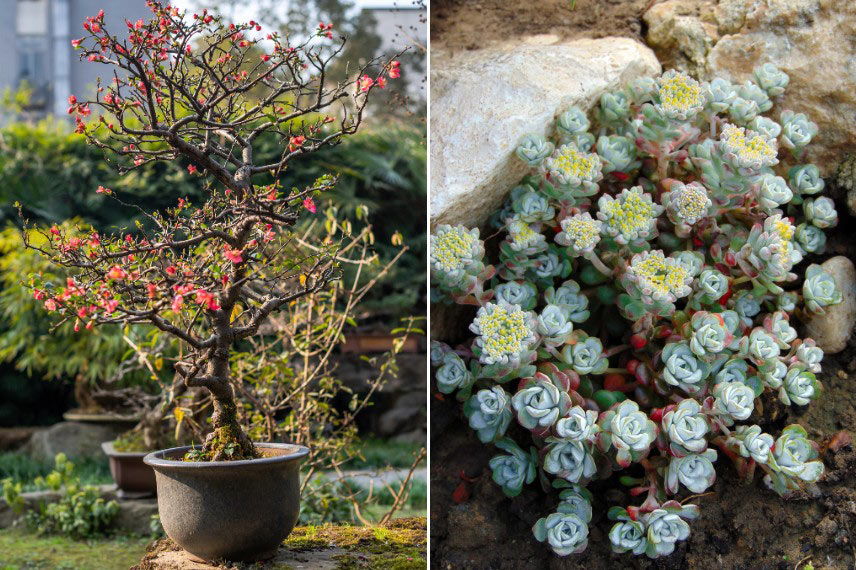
[
  {"x1": 303, "y1": 197, "x2": 316, "y2": 213},
  {"x1": 49, "y1": 226, "x2": 60, "y2": 236},
  {"x1": 389, "y1": 61, "x2": 401, "y2": 79},
  {"x1": 71, "y1": 38, "x2": 82, "y2": 48},
  {"x1": 288, "y1": 135, "x2": 305, "y2": 152},
  {"x1": 96, "y1": 185, "x2": 112, "y2": 194},
  {"x1": 223, "y1": 246, "x2": 243, "y2": 264},
  {"x1": 357, "y1": 75, "x2": 373, "y2": 92},
  {"x1": 44, "y1": 299, "x2": 57, "y2": 311},
  {"x1": 187, "y1": 164, "x2": 197, "y2": 174},
  {"x1": 147, "y1": 283, "x2": 158, "y2": 299},
  {"x1": 107, "y1": 266, "x2": 126, "y2": 280},
  {"x1": 170, "y1": 295, "x2": 184, "y2": 312},
  {"x1": 377, "y1": 77, "x2": 387, "y2": 89},
  {"x1": 165, "y1": 266, "x2": 177, "y2": 276}
]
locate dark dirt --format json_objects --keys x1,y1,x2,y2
[{"x1": 430, "y1": 0, "x2": 649, "y2": 52}]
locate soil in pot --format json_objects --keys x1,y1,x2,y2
[{"x1": 144, "y1": 442, "x2": 309, "y2": 563}]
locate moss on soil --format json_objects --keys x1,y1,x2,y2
[
  {"x1": 132, "y1": 518, "x2": 427, "y2": 570},
  {"x1": 0, "y1": 527, "x2": 149, "y2": 570}
]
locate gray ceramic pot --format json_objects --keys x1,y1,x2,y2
[{"x1": 143, "y1": 442, "x2": 309, "y2": 562}]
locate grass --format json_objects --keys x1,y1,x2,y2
[
  {"x1": 342, "y1": 438, "x2": 424, "y2": 470},
  {"x1": 0, "y1": 528, "x2": 149, "y2": 570},
  {"x1": 0, "y1": 453, "x2": 111, "y2": 492}
]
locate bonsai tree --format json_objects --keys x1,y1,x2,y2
[{"x1": 20, "y1": 1, "x2": 402, "y2": 460}]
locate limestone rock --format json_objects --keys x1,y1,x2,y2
[
  {"x1": 644, "y1": 0, "x2": 856, "y2": 174},
  {"x1": 803, "y1": 256, "x2": 856, "y2": 354},
  {"x1": 430, "y1": 36, "x2": 661, "y2": 230},
  {"x1": 23, "y1": 421, "x2": 126, "y2": 461}
]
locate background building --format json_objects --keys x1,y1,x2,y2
[{"x1": 0, "y1": 0, "x2": 151, "y2": 117}]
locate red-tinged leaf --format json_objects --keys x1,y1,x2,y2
[{"x1": 452, "y1": 481, "x2": 470, "y2": 504}]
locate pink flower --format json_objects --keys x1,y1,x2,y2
[
  {"x1": 187, "y1": 164, "x2": 197, "y2": 174},
  {"x1": 103, "y1": 299, "x2": 119, "y2": 314},
  {"x1": 377, "y1": 77, "x2": 387, "y2": 89},
  {"x1": 288, "y1": 135, "x2": 305, "y2": 152},
  {"x1": 44, "y1": 299, "x2": 57, "y2": 311},
  {"x1": 170, "y1": 295, "x2": 184, "y2": 312},
  {"x1": 357, "y1": 75, "x2": 374, "y2": 92},
  {"x1": 165, "y1": 266, "x2": 177, "y2": 276},
  {"x1": 68, "y1": 95, "x2": 77, "y2": 105},
  {"x1": 77, "y1": 307, "x2": 88, "y2": 319},
  {"x1": 303, "y1": 197, "x2": 316, "y2": 213},
  {"x1": 33, "y1": 290, "x2": 45, "y2": 301},
  {"x1": 147, "y1": 283, "x2": 158, "y2": 299},
  {"x1": 389, "y1": 61, "x2": 401, "y2": 79},
  {"x1": 223, "y1": 246, "x2": 243, "y2": 264},
  {"x1": 107, "y1": 266, "x2": 126, "y2": 280},
  {"x1": 49, "y1": 226, "x2": 60, "y2": 236},
  {"x1": 71, "y1": 38, "x2": 82, "y2": 48},
  {"x1": 96, "y1": 185, "x2": 112, "y2": 194}
]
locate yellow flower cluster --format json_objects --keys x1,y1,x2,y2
[
  {"x1": 674, "y1": 184, "x2": 709, "y2": 223},
  {"x1": 561, "y1": 215, "x2": 601, "y2": 251},
  {"x1": 721, "y1": 124, "x2": 778, "y2": 167},
  {"x1": 551, "y1": 146, "x2": 600, "y2": 181},
  {"x1": 659, "y1": 72, "x2": 703, "y2": 117},
  {"x1": 632, "y1": 251, "x2": 690, "y2": 298},
  {"x1": 432, "y1": 227, "x2": 477, "y2": 272},
  {"x1": 476, "y1": 305, "x2": 532, "y2": 360},
  {"x1": 508, "y1": 219, "x2": 539, "y2": 249},
  {"x1": 602, "y1": 190, "x2": 656, "y2": 239}
]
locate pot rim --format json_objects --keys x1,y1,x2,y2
[
  {"x1": 143, "y1": 442, "x2": 309, "y2": 469},
  {"x1": 102, "y1": 440, "x2": 151, "y2": 458}
]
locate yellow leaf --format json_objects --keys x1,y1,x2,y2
[
  {"x1": 173, "y1": 407, "x2": 185, "y2": 424},
  {"x1": 154, "y1": 357, "x2": 163, "y2": 371},
  {"x1": 299, "y1": 274, "x2": 307, "y2": 287},
  {"x1": 230, "y1": 303, "x2": 242, "y2": 323}
]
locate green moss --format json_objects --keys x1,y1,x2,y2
[{"x1": 0, "y1": 527, "x2": 149, "y2": 570}]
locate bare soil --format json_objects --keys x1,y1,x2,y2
[{"x1": 430, "y1": 0, "x2": 648, "y2": 52}]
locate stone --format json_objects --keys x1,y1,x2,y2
[
  {"x1": 22, "y1": 421, "x2": 127, "y2": 461},
  {"x1": 803, "y1": 256, "x2": 856, "y2": 354},
  {"x1": 378, "y1": 391, "x2": 426, "y2": 437},
  {"x1": 430, "y1": 36, "x2": 661, "y2": 230},
  {"x1": 0, "y1": 427, "x2": 39, "y2": 452},
  {"x1": 644, "y1": 0, "x2": 856, "y2": 174}
]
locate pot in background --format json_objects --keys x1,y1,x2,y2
[
  {"x1": 101, "y1": 441, "x2": 157, "y2": 498},
  {"x1": 143, "y1": 442, "x2": 309, "y2": 562}
]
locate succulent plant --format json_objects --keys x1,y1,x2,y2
[{"x1": 431, "y1": 65, "x2": 834, "y2": 559}]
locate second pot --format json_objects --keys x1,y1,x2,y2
[
  {"x1": 143, "y1": 442, "x2": 309, "y2": 562},
  {"x1": 101, "y1": 441, "x2": 157, "y2": 497}
]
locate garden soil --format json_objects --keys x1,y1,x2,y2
[{"x1": 429, "y1": 5, "x2": 856, "y2": 566}]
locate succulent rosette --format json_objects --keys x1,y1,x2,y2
[
  {"x1": 727, "y1": 96, "x2": 760, "y2": 125},
  {"x1": 665, "y1": 449, "x2": 717, "y2": 494},
  {"x1": 759, "y1": 359, "x2": 788, "y2": 389},
  {"x1": 795, "y1": 339, "x2": 823, "y2": 373},
  {"x1": 430, "y1": 225, "x2": 486, "y2": 292},
  {"x1": 620, "y1": 250, "x2": 692, "y2": 317},
  {"x1": 714, "y1": 357, "x2": 749, "y2": 385},
  {"x1": 660, "y1": 341, "x2": 711, "y2": 395},
  {"x1": 753, "y1": 63, "x2": 789, "y2": 96},
  {"x1": 642, "y1": 503, "x2": 699, "y2": 558},
  {"x1": 555, "y1": 213, "x2": 602, "y2": 257},
  {"x1": 737, "y1": 80, "x2": 772, "y2": 113},
  {"x1": 555, "y1": 406, "x2": 600, "y2": 442},
  {"x1": 537, "y1": 304, "x2": 575, "y2": 348},
  {"x1": 597, "y1": 186, "x2": 663, "y2": 245},
  {"x1": 802, "y1": 264, "x2": 842, "y2": 313},
  {"x1": 719, "y1": 123, "x2": 778, "y2": 171},
  {"x1": 493, "y1": 280, "x2": 538, "y2": 311},
  {"x1": 756, "y1": 174, "x2": 793, "y2": 212},
  {"x1": 542, "y1": 144, "x2": 603, "y2": 199},
  {"x1": 702, "y1": 77, "x2": 736, "y2": 114},
  {"x1": 516, "y1": 133, "x2": 555, "y2": 167},
  {"x1": 662, "y1": 398, "x2": 709, "y2": 454},
  {"x1": 794, "y1": 223, "x2": 826, "y2": 254},
  {"x1": 597, "y1": 400, "x2": 658, "y2": 467},
  {"x1": 779, "y1": 363, "x2": 820, "y2": 406},
  {"x1": 749, "y1": 115, "x2": 782, "y2": 140},
  {"x1": 733, "y1": 291, "x2": 761, "y2": 326},
  {"x1": 560, "y1": 336, "x2": 608, "y2": 375},
  {"x1": 532, "y1": 511, "x2": 589, "y2": 556},
  {"x1": 597, "y1": 134, "x2": 640, "y2": 174},
  {"x1": 803, "y1": 196, "x2": 838, "y2": 229},
  {"x1": 693, "y1": 268, "x2": 729, "y2": 306},
  {"x1": 767, "y1": 425, "x2": 823, "y2": 493},
  {"x1": 663, "y1": 181, "x2": 713, "y2": 230},
  {"x1": 435, "y1": 352, "x2": 476, "y2": 399},
  {"x1": 740, "y1": 327, "x2": 781, "y2": 366},
  {"x1": 510, "y1": 185, "x2": 556, "y2": 223},
  {"x1": 556, "y1": 485, "x2": 594, "y2": 522},
  {"x1": 764, "y1": 311, "x2": 797, "y2": 349},
  {"x1": 598, "y1": 90, "x2": 631, "y2": 124},
  {"x1": 505, "y1": 218, "x2": 547, "y2": 254},
  {"x1": 464, "y1": 386, "x2": 513, "y2": 443},
  {"x1": 543, "y1": 280, "x2": 590, "y2": 323},
  {"x1": 712, "y1": 381, "x2": 756, "y2": 424},
  {"x1": 789, "y1": 164, "x2": 825, "y2": 195},
  {"x1": 556, "y1": 106, "x2": 590, "y2": 141},
  {"x1": 608, "y1": 516, "x2": 648, "y2": 555},
  {"x1": 543, "y1": 438, "x2": 597, "y2": 483},
  {"x1": 489, "y1": 437, "x2": 537, "y2": 497},
  {"x1": 512, "y1": 372, "x2": 572, "y2": 433},
  {"x1": 780, "y1": 110, "x2": 818, "y2": 150},
  {"x1": 739, "y1": 214, "x2": 801, "y2": 283},
  {"x1": 688, "y1": 311, "x2": 739, "y2": 359},
  {"x1": 729, "y1": 424, "x2": 774, "y2": 464}
]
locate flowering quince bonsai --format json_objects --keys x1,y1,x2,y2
[
  {"x1": 431, "y1": 65, "x2": 838, "y2": 558},
  {"x1": 21, "y1": 2, "x2": 401, "y2": 461}
]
